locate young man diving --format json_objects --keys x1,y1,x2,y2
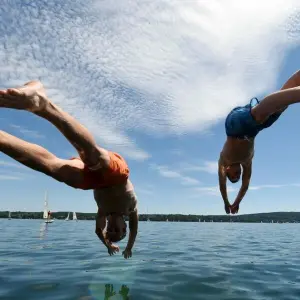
[
  {"x1": 0, "y1": 81, "x2": 138, "y2": 259},
  {"x1": 219, "y1": 70, "x2": 300, "y2": 214}
]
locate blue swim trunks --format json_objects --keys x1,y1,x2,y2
[{"x1": 225, "y1": 97, "x2": 282, "y2": 139}]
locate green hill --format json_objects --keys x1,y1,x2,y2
[{"x1": 1, "y1": 211, "x2": 300, "y2": 223}]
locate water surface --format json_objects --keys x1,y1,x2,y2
[{"x1": 1, "y1": 220, "x2": 300, "y2": 299}]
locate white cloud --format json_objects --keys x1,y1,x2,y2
[
  {"x1": 135, "y1": 185, "x2": 154, "y2": 196},
  {"x1": 0, "y1": 0, "x2": 299, "y2": 161},
  {"x1": 181, "y1": 177, "x2": 201, "y2": 186},
  {"x1": 249, "y1": 183, "x2": 294, "y2": 190},
  {"x1": 0, "y1": 174, "x2": 22, "y2": 180},
  {"x1": 0, "y1": 169, "x2": 34, "y2": 177},
  {"x1": 170, "y1": 149, "x2": 183, "y2": 157},
  {"x1": 10, "y1": 124, "x2": 45, "y2": 139},
  {"x1": 0, "y1": 161, "x2": 35, "y2": 180},
  {"x1": 182, "y1": 161, "x2": 218, "y2": 174},
  {"x1": 193, "y1": 182, "x2": 300, "y2": 196},
  {"x1": 0, "y1": 160, "x2": 26, "y2": 169},
  {"x1": 151, "y1": 164, "x2": 200, "y2": 186},
  {"x1": 0, "y1": 159, "x2": 36, "y2": 180},
  {"x1": 193, "y1": 185, "x2": 237, "y2": 196}
]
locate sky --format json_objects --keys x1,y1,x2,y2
[{"x1": 0, "y1": 0, "x2": 300, "y2": 215}]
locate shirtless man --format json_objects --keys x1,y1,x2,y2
[
  {"x1": 219, "y1": 70, "x2": 300, "y2": 214},
  {"x1": 0, "y1": 81, "x2": 138, "y2": 259}
]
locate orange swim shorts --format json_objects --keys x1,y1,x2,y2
[{"x1": 70, "y1": 151, "x2": 129, "y2": 190}]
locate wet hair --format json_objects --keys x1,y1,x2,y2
[
  {"x1": 226, "y1": 164, "x2": 241, "y2": 183},
  {"x1": 108, "y1": 231, "x2": 127, "y2": 243},
  {"x1": 106, "y1": 217, "x2": 127, "y2": 242},
  {"x1": 227, "y1": 175, "x2": 239, "y2": 183}
]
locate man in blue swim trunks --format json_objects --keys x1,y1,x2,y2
[{"x1": 218, "y1": 70, "x2": 300, "y2": 214}]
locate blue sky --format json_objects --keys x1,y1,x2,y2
[{"x1": 0, "y1": 0, "x2": 300, "y2": 215}]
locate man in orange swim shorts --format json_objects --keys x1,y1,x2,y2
[{"x1": 0, "y1": 81, "x2": 138, "y2": 259}]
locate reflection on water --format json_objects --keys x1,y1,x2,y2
[
  {"x1": 89, "y1": 283, "x2": 130, "y2": 300},
  {"x1": 4, "y1": 221, "x2": 300, "y2": 300},
  {"x1": 39, "y1": 222, "x2": 49, "y2": 240}
]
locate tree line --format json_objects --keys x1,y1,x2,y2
[{"x1": 1, "y1": 211, "x2": 300, "y2": 223}]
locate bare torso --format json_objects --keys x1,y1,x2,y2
[
  {"x1": 93, "y1": 179, "x2": 137, "y2": 216},
  {"x1": 220, "y1": 137, "x2": 255, "y2": 166}
]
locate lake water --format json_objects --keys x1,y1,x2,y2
[{"x1": 1, "y1": 219, "x2": 300, "y2": 300}]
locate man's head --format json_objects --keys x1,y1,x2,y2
[
  {"x1": 105, "y1": 214, "x2": 127, "y2": 242},
  {"x1": 225, "y1": 163, "x2": 241, "y2": 183}
]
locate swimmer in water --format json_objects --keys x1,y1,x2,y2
[
  {"x1": 219, "y1": 70, "x2": 300, "y2": 214},
  {"x1": 0, "y1": 81, "x2": 138, "y2": 259}
]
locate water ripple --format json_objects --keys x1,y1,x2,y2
[{"x1": 1, "y1": 220, "x2": 300, "y2": 299}]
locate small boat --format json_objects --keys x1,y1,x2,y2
[
  {"x1": 65, "y1": 212, "x2": 70, "y2": 221},
  {"x1": 8, "y1": 211, "x2": 11, "y2": 220},
  {"x1": 73, "y1": 212, "x2": 78, "y2": 221},
  {"x1": 43, "y1": 191, "x2": 53, "y2": 223}
]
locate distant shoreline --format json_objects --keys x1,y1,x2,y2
[{"x1": 1, "y1": 211, "x2": 300, "y2": 223}]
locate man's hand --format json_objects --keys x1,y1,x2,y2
[
  {"x1": 122, "y1": 247, "x2": 132, "y2": 259},
  {"x1": 231, "y1": 162, "x2": 252, "y2": 214},
  {"x1": 224, "y1": 202, "x2": 231, "y2": 214},
  {"x1": 107, "y1": 243, "x2": 120, "y2": 256},
  {"x1": 218, "y1": 157, "x2": 231, "y2": 214},
  {"x1": 230, "y1": 203, "x2": 239, "y2": 214},
  {"x1": 119, "y1": 285, "x2": 130, "y2": 298},
  {"x1": 105, "y1": 284, "x2": 116, "y2": 298},
  {"x1": 123, "y1": 209, "x2": 138, "y2": 259}
]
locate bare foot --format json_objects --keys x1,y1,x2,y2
[{"x1": 0, "y1": 81, "x2": 47, "y2": 112}]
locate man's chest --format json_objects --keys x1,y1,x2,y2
[
  {"x1": 94, "y1": 190, "x2": 136, "y2": 216},
  {"x1": 222, "y1": 140, "x2": 254, "y2": 164}
]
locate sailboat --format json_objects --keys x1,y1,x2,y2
[
  {"x1": 65, "y1": 212, "x2": 70, "y2": 221},
  {"x1": 8, "y1": 211, "x2": 11, "y2": 220},
  {"x1": 43, "y1": 191, "x2": 53, "y2": 223},
  {"x1": 73, "y1": 212, "x2": 78, "y2": 221}
]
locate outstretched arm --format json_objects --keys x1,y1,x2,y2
[
  {"x1": 95, "y1": 208, "x2": 119, "y2": 255},
  {"x1": 218, "y1": 157, "x2": 231, "y2": 214},
  {"x1": 230, "y1": 161, "x2": 252, "y2": 214},
  {"x1": 95, "y1": 209, "x2": 109, "y2": 247},
  {"x1": 123, "y1": 209, "x2": 138, "y2": 259}
]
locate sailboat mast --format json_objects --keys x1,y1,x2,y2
[
  {"x1": 43, "y1": 191, "x2": 49, "y2": 219},
  {"x1": 44, "y1": 191, "x2": 48, "y2": 208}
]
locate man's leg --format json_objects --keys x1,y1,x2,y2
[
  {"x1": 252, "y1": 70, "x2": 300, "y2": 123},
  {"x1": 0, "y1": 130, "x2": 84, "y2": 188},
  {"x1": 0, "y1": 81, "x2": 110, "y2": 169}
]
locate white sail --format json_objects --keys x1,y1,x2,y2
[
  {"x1": 43, "y1": 191, "x2": 48, "y2": 219},
  {"x1": 73, "y1": 212, "x2": 77, "y2": 220},
  {"x1": 65, "y1": 212, "x2": 70, "y2": 221},
  {"x1": 43, "y1": 191, "x2": 53, "y2": 223},
  {"x1": 8, "y1": 211, "x2": 11, "y2": 219}
]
